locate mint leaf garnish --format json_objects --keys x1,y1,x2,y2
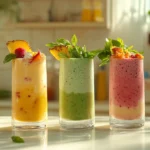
[
  {"x1": 58, "y1": 52, "x2": 69, "y2": 58},
  {"x1": 98, "y1": 38, "x2": 144, "y2": 66},
  {"x1": 46, "y1": 34, "x2": 100, "y2": 59},
  {"x1": 3, "y1": 53, "x2": 16, "y2": 64},
  {"x1": 45, "y1": 43, "x2": 57, "y2": 49},
  {"x1": 11, "y1": 136, "x2": 24, "y2": 143},
  {"x1": 111, "y1": 39, "x2": 121, "y2": 47},
  {"x1": 57, "y1": 39, "x2": 70, "y2": 45},
  {"x1": 56, "y1": 38, "x2": 66, "y2": 44},
  {"x1": 117, "y1": 38, "x2": 124, "y2": 46},
  {"x1": 99, "y1": 56, "x2": 110, "y2": 66},
  {"x1": 88, "y1": 49, "x2": 101, "y2": 58},
  {"x1": 71, "y1": 34, "x2": 78, "y2": 46}
]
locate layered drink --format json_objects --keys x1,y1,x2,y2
[
  {"x1": 46, "y1": 35, "x2": 97, "y2": 129},
  {"x1": 98, "y1": 38, "x2": 145, "y2": 129},
  {"x1": 109, "y1": 57, "x2": 144, "y2": 127},
  {"x1": 4, "y1": 40, "x2": 48, "y2": 128},
  {"x1": 59, "y1": 58, "x2": 95, "y2": 128}
]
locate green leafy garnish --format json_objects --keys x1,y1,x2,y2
[
  {"x1": 3, "y1": 53, "x2": 16, "y2": 64},
  {"x1": 11, "y1": 136, "x2": 24, "y2": 143},
  {"x1": 58, "y1": 52, "x2": 69, "y2": 58},
  {"x1": 98, "y1": 38, "x2": 144, "y2": 66},
  {"x1": 46, "y1": 34, "x2": 100, "y2": 59},
  {"x1": 45, "y1": 43, "x2": 58, "y2": 48},
  {"x1": 71, "y1": 34, "x2": 78, "y2": 46},
  {"x1": 45, "y1": 38, "x2": 71, "y2": 49}
]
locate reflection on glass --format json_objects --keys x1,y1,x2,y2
[
  {"x1": 12, "y1": 128, "x2": 47, "y2": 149},
  {"x1": 48, "y1": 129, "x2": 95, "y2": 145},
  {"x1": 60, "y1": 129, "x2": 94, "y2": 140},
  {"x1": 59, "y1": 129, "x2": 95, "y2": 149}
]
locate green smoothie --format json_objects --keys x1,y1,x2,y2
[
  {"x1": 59, "y1": 58, "x2": 95, "y2": 121},
  {"x1": 60, "y1": 91, "x2": 94, "y2": 120}
]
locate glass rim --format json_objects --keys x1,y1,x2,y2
[{"x1": 110, "y1": 57, "x2": 144, "y2": 61}]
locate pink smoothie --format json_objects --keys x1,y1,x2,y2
[{"x1": 109, "y1": 57, "x2": 144, "y2": 119}]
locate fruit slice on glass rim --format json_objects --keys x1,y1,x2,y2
[
  {"x1": 7, "y1": 40, "x2": 32, "y2": 54},
  {"x1": 30, "y1": 51, "x2": 42, "y2": 63},
  {"x1": 3, "y1": 40, "x2": 34, "y2": 64},
  {"x1": 49, "y1": 46, "x2": 70, "y2": 60}
]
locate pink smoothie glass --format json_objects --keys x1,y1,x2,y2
[{"x1": 109, "y1": 57, "x2": 145, "y2": 128}]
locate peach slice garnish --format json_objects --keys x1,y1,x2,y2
[{"x1": 29, "y1": 51, "x2": 42, "y2": 63}]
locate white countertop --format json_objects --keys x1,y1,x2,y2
[{"x1": 0, "y1": 116, "x2": 150, "y2": 150}]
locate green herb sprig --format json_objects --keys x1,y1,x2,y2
[
  {"x1": 46, "y1": 35, "x2": 100, "y2": 59},
  {"x1": 11, "y1": 136, "x2": 24, "y2": 143},
  {"x1": 98, "y1": 38, "x2": 144, "y2": 66},
  {"x1": 3, "y1": 53, "x2": 16, "y2": 63}
]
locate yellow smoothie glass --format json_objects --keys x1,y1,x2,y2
[{"x1": 4, "y1": 40, "x2": 48, "y2": 129}]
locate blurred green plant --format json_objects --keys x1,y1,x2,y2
[
  {"x1": 148, "y1": 10, "x2": 150, "y2": 16},
  {"x1": 0, "y1": 0, "x2": 18, "y2": 15},
  {"x1": 0, "y1": 90, "x2": 11, "y2": 99}
]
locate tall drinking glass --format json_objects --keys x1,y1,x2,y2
[
  {"x1": 109, "y1": 57, "x2": 145, "y2": 128},
  {"x1": 59, "y1": 58, "x2": 95, "y2": 129},
  {"x1": 12, "y1": 53, "x2": 48, "y2": 129}
]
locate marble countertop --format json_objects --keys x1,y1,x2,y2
[{"x1": 0, "y1": 116, "x2": 150, "y2": 150}]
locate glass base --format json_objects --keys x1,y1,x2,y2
[
  {"x1": 12, "y1": 119, "x2": 47, "y2": 129},
  {"x1": 110, "y1": 116, "x2": 145, "y2": 129},
  {"x1": 60, "y1": 118, "x2": 94, "y2": 130}
]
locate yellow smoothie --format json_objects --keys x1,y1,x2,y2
[{"x1": 12, "y1": 53, "x2": 47, "y2": 122}]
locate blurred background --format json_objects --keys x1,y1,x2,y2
[{"x1": 0, "y1": 0, "x2": 150, "y2": 116}]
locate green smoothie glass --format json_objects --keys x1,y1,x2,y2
[
  {"x1": 59, "y1": 58, "x2": 95, "y2": 129},
  {"x1": 46, "y1": 34, "x2": 98, "y2": 129}
]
